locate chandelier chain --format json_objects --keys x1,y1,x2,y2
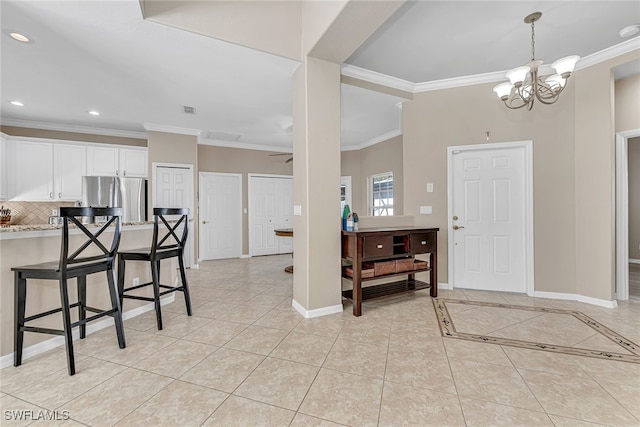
[{"x1": 531, "y1": 20, "x2": 536, "y2": 61}]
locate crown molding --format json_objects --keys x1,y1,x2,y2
[
  {"x1": 414, "y1": 70, "x2": 507, "y2": 92},
  {"x1": 198, "y1": 137, "x2": 291, "y2": 153},
  {"x1": 341, "y1": 129, "x2": 403, "y2": 152},
  {"x1": 340, "y1": 64, "x2": 416, "y2": 93},
  {"x1": 576, "y1": 36, "x2": 640, "y2": 71},
  {"x1": 143, "y1": 123, "x2": 202, "y2": 136},
  {"x1": 342, "y1": 38, "x2": 640, "y2": 96},
  {"x1": 0, "y1": 118, "x2": 147, "y2": 139}
]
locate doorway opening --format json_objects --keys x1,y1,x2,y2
[{"x1": 615, "y1": 129, "x2": 640, "y2": 301}]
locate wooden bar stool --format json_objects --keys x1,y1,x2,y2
[
  {"x1": 117, "y1": 208, "x2": 191, "y2": 330},
  {"x1": 12, "y1": 207, "x2": 126, "y2": 376}
]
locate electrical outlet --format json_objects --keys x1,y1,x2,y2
[
  {"x1": 52, "y1": 208, "x2": 58, "y2": 216},
  {"x1": 132, "y1": 277, "x2": 140, "y2": 287},
  {"x1": 419, "y1": 206, "x2": 433, "y2": 215}
]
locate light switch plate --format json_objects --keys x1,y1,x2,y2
[
  {"x1": 426, "y1": 183, "x2": 434, "y2": 193},
  {"x1": 419, "y1": 206, "x2": 432, "y2": 215},
  {"x1": 293, "y1": 205, "x2": 302, "y2": 216}
]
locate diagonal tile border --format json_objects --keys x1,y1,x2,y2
[{"x1": 433, "y1": 298, "x2": 640, "y2": 364}]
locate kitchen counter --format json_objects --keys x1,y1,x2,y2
[{"x1": 0, "y1": 221, "x2": 154, "y2": 240}]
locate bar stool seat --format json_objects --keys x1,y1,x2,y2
[
  {"x1": 12, "y1": 207, "x2": 126, "y2": 376},
  {"x1": 117, "y1": 208, "x2": 191, "y2": 330}
]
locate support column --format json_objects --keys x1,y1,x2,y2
[{"x1": 291, "y1": 56, "x2": 343, "y2": 317}]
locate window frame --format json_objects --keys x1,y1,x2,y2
[{"x1": 368, "y1": 171, "x2": 394, "y2": 216}]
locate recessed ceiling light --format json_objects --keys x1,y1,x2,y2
[
  {"x1": 619, "y1": 24, "x2": 640, "y2": 38},
  {"x1": 10, "y1": 100, "x2": 24, "y2": 106},
  {"x1": 9, "y1": 32, "x2": 30, "y2": 43},
  {"x1": 88, "y1": 110, "x2": 100, "y2": 116}
]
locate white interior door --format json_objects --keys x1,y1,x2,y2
[
  {"x1": 154, "y1": 164, "x2": 195, "y2": 267},
  {"x1": 199, "y1": 172, "x2": 242, "y2": 260},
  {"x1": 449, "y1": 142, "x2": 532, "y2": 293},
  {"x1": 249, "y1": 175, "x2": 293, "y2": 256}
]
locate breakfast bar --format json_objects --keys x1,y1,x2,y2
[{"x1": 0, "y1": 222, "x2": 177, "y2": 362}]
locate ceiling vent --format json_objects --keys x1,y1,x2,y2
[
  {"x1": 202, "y1": 130, "x2": 242, "y2": 142},
  {"x1": 182, "y1": 105, "x2": 196, "y2": 115}
]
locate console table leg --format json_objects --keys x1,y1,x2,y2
[{"x1": 430, "y1": 250, "x2": 438, "y2": 297}]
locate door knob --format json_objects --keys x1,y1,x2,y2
[
  {"x1": 453, "y1": 225, "x2": 465, "y2": 230},
  {"x1": 202, "y1": 220, "x2": 209, "y2": 224}
]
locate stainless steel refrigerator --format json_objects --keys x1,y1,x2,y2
[{"x1": 82, "y1": 176, "x2": 147, "y2": 222}]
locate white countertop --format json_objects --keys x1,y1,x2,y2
[{"x1": 0, "y1": 221, "x2": 154, "y2": 240}]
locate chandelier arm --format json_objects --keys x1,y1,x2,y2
[
  {"x1": 534, "y1": 77, "x2": 566, "y2": 105},
  {"x1": 503, "y1": 97, "x2": 530, "y2": 110},
  {"x1": 514, "y1": 83, "x2": 533, "y2": 103}
]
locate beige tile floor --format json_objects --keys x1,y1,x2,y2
[{"x1": 1, "y1": 254, "x2": 639, "y2": 426}]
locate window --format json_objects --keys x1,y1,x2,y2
[
  {"x1": 369, "y1": 172, "x2": 393, "y2": 216},
  {"x1": 340, "y1": 176, "x2": 352, "y2": 215}
]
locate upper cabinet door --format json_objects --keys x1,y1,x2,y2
[
  {"x1": 10, "y1": 141, "x2": 54, "y2": 201},
  {"x1": 86, "y1": 146, "x2": 119, "y2": 176},
  {"x1": 119, "y1": 148, "x2": 147, "y2": 177},
  {"x1": 54, "y1": 144, "x2": 86, "y2": 201}
]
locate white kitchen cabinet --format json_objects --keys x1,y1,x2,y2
[
  {"x1": 54, "y1": 144, "x2": 86, "y2": 201},
  {"x1": 8, "y1": 140, "x2": 54, "y2": 201},
  {"x1": 86, "y1": 146, "x2": 147, "y2": 178},
  {"x1": 86, "y1": 146, "x2": 119, "y2": 176},
  {"x1": 7, "y1": 141, "x2": 86, "y2": 201},
  {"x1": 119, "y1": 148, "x2": 147, "y2": 177}
]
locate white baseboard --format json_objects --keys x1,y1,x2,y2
[
  {"x1": 534, "y1": 291, "x2": 618, "y2": 309},
  {"x1": 630, "y1": 258, "x2": 640, "y2": 265},
  {"x1": 292, "y1": 299, "x2": 343, "y2": 318},
  {"x1": 239, "y1": 254, "x2": 251, "y2": 259},
  {"x1": 437, "y1": 282, "x2": 451, "y2": 290},
  {"x1": 576, "y1": 294, "x2": 618, "y2": 308},
  {"x1": 534, "y1": 291, "x2": 577, "y2": 301},
  {"x1": 0, "y1": 295, "x2": 175, "y2": 370}
]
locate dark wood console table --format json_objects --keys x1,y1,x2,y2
[{"x1": 341, "y1": 227, "x2": 438, "y2": 316}]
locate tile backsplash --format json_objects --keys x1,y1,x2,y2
[{"x1": 0, "y1": 201, "x2": 76, "y2": 225}]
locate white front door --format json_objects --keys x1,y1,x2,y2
[
  {"x1": 199, "y1": 172, "x2": 242, "y2": 260},
  {"x1": 154, "y1": 165, "x2": 195, "y2": 267},
  {"x1": 449, "y1": 142, "x2": 532, "y2": 293},
  {"x1": 249, "y1": 175, "x2": 293, "y2": 256}
]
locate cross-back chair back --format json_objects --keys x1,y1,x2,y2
[{"x1": 151, "y1": 207, "x2": 189, "y2": 256}]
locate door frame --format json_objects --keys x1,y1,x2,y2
[
  {"x1": 152, "y1": 162, "x2": 196, "y2": 268},
  {"x1": 198, "y1": 172, "x2": 243, "y2": 261},
  {"x1": 247, "y1": 173, "x2": 293, "y2": 257},
  {"x1": 615, "y1": 129, "x2": 640, "y2": 300},
  {"x1": 447, "y1": 140, "x2": 535, "y2": 295}
]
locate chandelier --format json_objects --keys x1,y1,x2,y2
[{"x1": 493, "y1": 12, "x2": 580, "y2": 110}]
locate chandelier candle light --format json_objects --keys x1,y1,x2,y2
[{"x1": 493, "y1": 12, "x2": 580, "y2": 110}]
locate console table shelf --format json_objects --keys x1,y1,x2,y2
[
  {"x1": 341, "y1": 227, "x2": 439, "y2": 316},
  {"x1": 342, "y1": 279, "x2": 430, "y2": 301}
]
